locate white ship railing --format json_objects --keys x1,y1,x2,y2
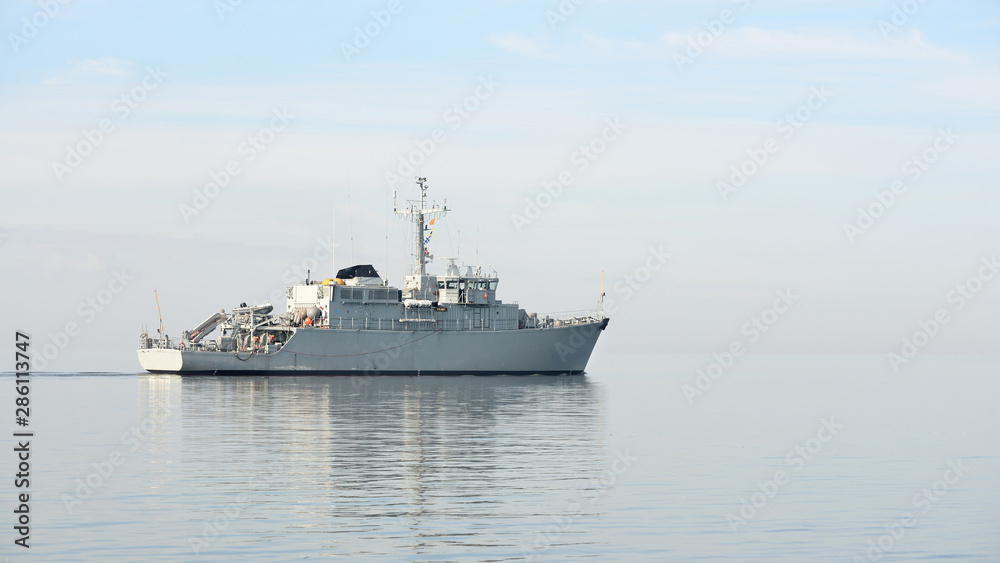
[
  {"x1": 323, "y1": 317, "x2": 520, "y2": 331},
  {"x1": 320, "y1": 313, "x2": 602, "y2": 331},
  {"x1": 538, "y1": 310, "x2": 604, "y2": 324}
]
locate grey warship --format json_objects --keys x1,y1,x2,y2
[{"x1": 138, "y1": 178, "x2": 609, "y2": 375}]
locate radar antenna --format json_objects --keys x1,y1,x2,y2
[{"x1": 394, "y1": 177, "x2": 449, "y2": 276}]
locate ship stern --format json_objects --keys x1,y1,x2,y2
[{"x1": 137, "y1": 348, "x2": 184, "y2": 373}]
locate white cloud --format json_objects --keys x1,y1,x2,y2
[
  {"x1": 581, "y1": 33, "x2": 666, "y2": 61},
  {"x1": 490, "y1": 25, "x2": 967, "y2": 66},
  {"x1": 43, "y1": 57, "x2": 132, "y2": 85},
  {"x1": 488, "y1": 32, "x2": 561, "y2": 62},
  {"x1": 664, "y1": 27, "x2": 965, "y2": 62},
  {"x1": 76, "y1": 57, "x2": 132, "y2": 77}
]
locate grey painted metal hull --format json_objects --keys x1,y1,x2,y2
[{"x1": 138, "y1": 320, "x2": 607, "y2": 375}]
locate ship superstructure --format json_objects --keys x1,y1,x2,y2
[{"x1": 138, "y1": 178, "x2": 609, "y2": 375}]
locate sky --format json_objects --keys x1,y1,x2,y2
[{"x1": 0, "y1": 0, "x2": 998, "y2": 372}]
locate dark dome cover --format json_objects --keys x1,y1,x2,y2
[{"x1": 336, "y1": 264, "x2": 380, "y2": 279}]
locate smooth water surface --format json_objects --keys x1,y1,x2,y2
[{"x1": 2, "y1": 355, "x2": 998, "y2": 561}]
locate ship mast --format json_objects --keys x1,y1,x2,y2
[{"x1": 394, "y1": 177, "x2": 449, "y2": 276}]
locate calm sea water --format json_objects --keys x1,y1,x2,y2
[{"x1": 2, "y1": 354, "x2": 998, "y2": 562}]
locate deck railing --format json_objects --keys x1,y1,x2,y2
[{"x1": 323, "y1": 317, "x2": 519, "y2": 331}]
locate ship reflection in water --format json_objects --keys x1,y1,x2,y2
[{"x1": 158, "y1": 375, "x2": 608, "y2": 559}]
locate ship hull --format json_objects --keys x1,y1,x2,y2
[{"x1": 138, "y1": 320, "x2": 608, "y2": 376}]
